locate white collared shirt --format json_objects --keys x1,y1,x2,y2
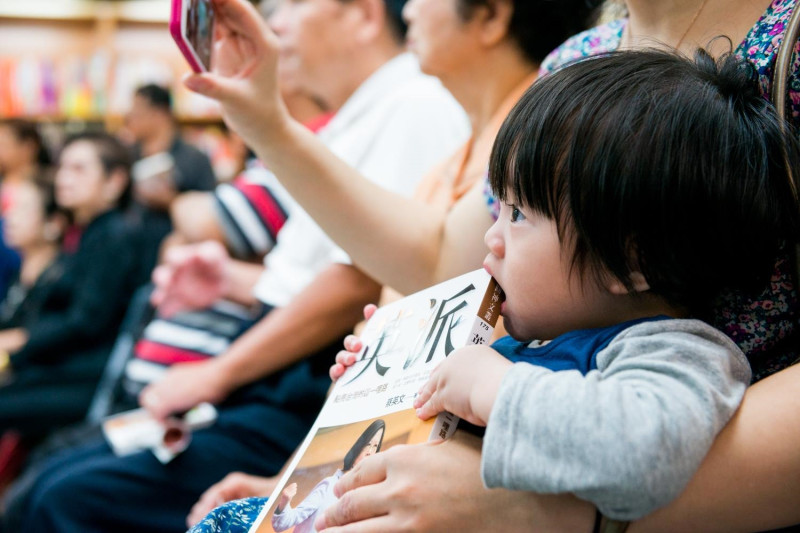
[{"x1": 254, "y1": 53, "x2": 469, "y2": 307}]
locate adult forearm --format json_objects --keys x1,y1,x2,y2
[
  {"x1": 222, "y1": 260, "x2": 266, "y2": 306},
  {"x1": 326, "y1": 361, "x2": 800, "y2": 532},
  {"x1": 631, "y1": 363, "x2": 800, "y2": 532},
  {"x1": 216, "y1": 263, "x2": 381, "y2": 391},
  {"x1": 249, "y1": 119, "x2": 463, "y2": 293}
]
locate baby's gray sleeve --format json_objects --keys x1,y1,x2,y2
[{"x1": 481, "y1": 319, "x2": 751, "y2": 520}]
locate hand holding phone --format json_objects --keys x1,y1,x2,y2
[
  {"x1": 181, "y1": 0, "x2": 288, "y2": 150},
  {"x1": 170, "y1": 0, "x2": 216, "y2": 73}
]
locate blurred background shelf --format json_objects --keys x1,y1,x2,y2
[
  {"x1": 0, "y1": 0, "x2": 221, "y2": 128},
  {"x1": 0, "y1": 1, "x2": 240, "y2": 179}
]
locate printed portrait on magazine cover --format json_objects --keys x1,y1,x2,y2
[{"x1": 259, "y1": 411, "x2": 435, "y2": 533}]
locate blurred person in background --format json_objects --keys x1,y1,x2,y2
[
  {"x1": 0, "y1": 174, "x2": 66, "y2": 487},
  {"x1": 0, "y1": 133, "x2": 139, "y2": 449},
  {"x1": 0, "y1": 175, "x2": 66, "y2": 356},
  {"x1": 124, "y1": 84, "x2": 217, "y2": 277},
  {"x1": 0, "y1": 120, "x2": 53, "y2": 302},
  {"x1": 6, "y1": 0, "x2": 469, "y2": 531}
]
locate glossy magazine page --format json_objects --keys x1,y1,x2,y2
[{"x1": 248, "y1": 269, "x2": 502, "y2": 533}]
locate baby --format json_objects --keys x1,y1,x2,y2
[{"x1": 337, "y1": 49, "x2": 800, "y2": 520}]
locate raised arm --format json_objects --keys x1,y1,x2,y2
[
  {"x1": 185, "y1": 0, "x2": 492, "y2": 293},
  {"x1": 631, "y1": 361, "x2": 800, "y2": 532}
]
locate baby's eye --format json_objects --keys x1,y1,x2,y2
[{"x1": 510, "y1": 206, "x2": 526, "y2": 223}]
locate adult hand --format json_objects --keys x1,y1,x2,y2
[
  {"x1": 150, "y1": 241, "x2": 230, "y2": 317},
  {"x1": 139, "y1": 360, "x2": 231, "y2": 421},
  {"x1": 315, "y1": 431, "x2": 595, "y2": 532},
  {"x1": 184, "y1": 0, "x2": 289, "y2": 147},
  {"x1": 186, "y1": 472, "x2": 278, "y2": 528}
]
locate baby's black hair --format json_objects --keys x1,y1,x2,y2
[{"x1": 490, "y1": 49, "x2": 800, "y2": 315}]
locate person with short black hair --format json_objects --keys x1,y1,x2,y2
[
  {"x1": 135, "y1": 84, "x2": 173, "y2": 113},
  {"x1": 125, "y1": 83, "x2": 217, "y2": 277}
]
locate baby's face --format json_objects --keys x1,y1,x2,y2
[{"x1": 483, "y1": 201, "x2": 619, "y2": 342}]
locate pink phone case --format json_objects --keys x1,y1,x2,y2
[{"x1": 170, "y1": 0, "x2": 206, "y2": 73}]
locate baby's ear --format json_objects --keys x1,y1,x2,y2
[{"x1": 607, "y1": 272, "x2": 650, "y2": 295}]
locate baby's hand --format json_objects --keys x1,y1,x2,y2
[
  {"x1": 329, "y1": 335, "x2": 363, "y2": 381},
  {"x1": 329, "y1": 305, "x2": 378, "y2": 381},
  {"x1": 414, "y1": 345, "x2": 512, "y2": 426}
]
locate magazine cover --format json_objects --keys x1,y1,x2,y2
[{"x1": 247, "y1": 269, "x2": 502, "y2": 533}]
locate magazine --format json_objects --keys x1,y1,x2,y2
[
  {"x1": 101, "y1": 402, "x2": 217, "y2": 464},
  {"x1": 247, "y1": 269, "x2": 502, "y2": 533}
]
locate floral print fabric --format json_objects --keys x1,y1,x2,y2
[{"x1": 188, "y1": 497, "x2": 268, "y2": 533}]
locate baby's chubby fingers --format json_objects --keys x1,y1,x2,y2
[
  {"x1": 329, "y1": 363, "x2": 346, "y2": 381},
  {"x1": 343, "y1": 335, "x2": 362, "y2": 353},
  {"x1": 414, "y1": 378, "x2": 442, "y2": 420}
]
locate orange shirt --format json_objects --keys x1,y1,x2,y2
[
  {"x1": 412, "y1": 72, "x2": 538, "y2": 209},
  {"x1": 376, "y1": 72, "x2": 539, "y2": 311}
]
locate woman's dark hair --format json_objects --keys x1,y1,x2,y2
[
  {"x1": 490, "y1": 49, "x2": 800, "y2": 315},
  {"x1": 0, "y1": 119, "x2": 51, "y2": 167},
  {"x1": 343, "y1": 419, "x2": 386, "y2": 471},
  {"x1": 337, "y1": 0, "x2": 408, "y2": 43},
  {"x1": 61, "y1": 132, "x2": 134, "y2": 210},
  {"x1": 456, "y1": 0, "x2": 600, "y2": 64}
]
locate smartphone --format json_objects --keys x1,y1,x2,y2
[{"x1": 170, "y1": 0, "x2": 216, "y2": 73}]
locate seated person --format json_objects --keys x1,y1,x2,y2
[
  {"x1": 124, "y1": 84, "x2": 218, "y2": 278},
  {"x1": 410, "y1": 48, "x2": 796, "y2": 521},
  {"x1": 3, "y1": 0, "x2": 469, "y2": 530},
  {"x1": 126, "y1": 102, "x2": 329, "y2": 395},
  {"x1": 199, "y1": 49, "x2": 800, "y2": 531},
  {"x1": 176, "y1": 0, "x2": 800, "y2": 529},
  {"x1": 0, "y1": 174, "x2": 66, "y2": 363},
  {"x1": 0, "y1": 132, "x2": 140, "y2": 444}
]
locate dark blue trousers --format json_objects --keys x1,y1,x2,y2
[{"x1": 6, "y1": 357, "x2": 331, "y2": 533}]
